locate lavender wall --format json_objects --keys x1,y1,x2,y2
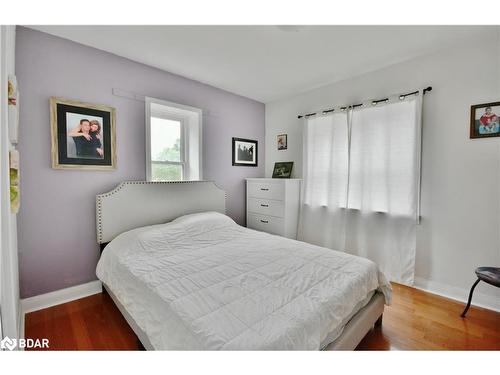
[{"x1": 16, "y1": 27, "x2": 265, "y2": 298}]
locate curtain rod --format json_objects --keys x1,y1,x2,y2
[{"x1": 297, "y1": 86, "x2": 432, "y2": 119}]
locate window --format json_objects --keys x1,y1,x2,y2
[
  {"x1": 301, "y1": 96, "x2": 423, "y2": 284},
  {"x1": 145, "y1": 97, "x2": 202, "y2": 181},
  {"x1": 303, "y1": 97, "x2": 420, "y2": 217},
  {"x1": 150, "y1": 117, "x2": 183, "y2": 180}
]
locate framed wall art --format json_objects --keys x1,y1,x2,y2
[
  {"x1": 277, "y1": 134, "x2": 287, "y2": 150},
  {"x1": 470, "y1": 101, "x2": 500, "y2": 139},
  {"x1": 232, "y1": 137, "x2": 258, "y2": 167},
  {"x1": 50, "y1": 97, "x2": 116, "y2": 170}
]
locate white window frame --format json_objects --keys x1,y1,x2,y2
[{"x1": 145, "y1": 97, "x2": 202, "y2": 181}]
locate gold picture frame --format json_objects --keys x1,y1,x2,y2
[{"x1": 50, "y1": 97, "x2": 116, "y2": 170}]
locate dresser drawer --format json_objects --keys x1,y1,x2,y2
[
  {"x1": 247, "y1": 181, "x2": 285, "y2": 200},
  {"x1": 247, "y1": 213, "x2": 285, "y2": 236},
  {"x1": 247, "y1": 198, "x2": 285, "y2": 217}
]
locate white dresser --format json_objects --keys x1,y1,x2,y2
[{"x1": 246, "y1": 178, "x2": 301, "y2": 239}]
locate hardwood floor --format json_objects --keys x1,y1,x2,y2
[
  {"x1": 25, "y1": 291, "x2": 140, "y2": 350},
  {"x1": 356, "y1": 283, "x2": 500, "y2": 350},
  {"x1": 24, "y1": 283, "x2": 500, "y2": 350}
]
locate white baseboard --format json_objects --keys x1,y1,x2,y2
[
  {"x1": 413, "y1": 277, "x2": 500, "y2": 313},
  {"x1": 21, "y1": 280, "x2": 102, "y2": 314}
]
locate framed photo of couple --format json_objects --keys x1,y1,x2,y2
[{"x1": 50, "y1": 97, "x2": 116, "y2": 170}]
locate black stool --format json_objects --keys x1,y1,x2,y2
[{"x1": 461, "y1": 267, "x2": 500, "y2": 317}]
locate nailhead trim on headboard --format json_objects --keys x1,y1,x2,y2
[{"x1": 96, "y1": 180, "x2": 227, "y2": 244}]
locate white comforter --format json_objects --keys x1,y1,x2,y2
[{"x1": 96, "y1": 212, "x2": 391, "y2": 350}]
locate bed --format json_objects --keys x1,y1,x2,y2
[{"x1": 95, "y1": 181, "x2": 391, "y2": 350}]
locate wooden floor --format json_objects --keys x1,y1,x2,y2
[{"x1": 25, "y1": 283, "x2": 500, "y2": 350}]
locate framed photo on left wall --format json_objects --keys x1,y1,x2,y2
[{"x1": 50, "y1": 97, "x2": 116, "y2": 170}]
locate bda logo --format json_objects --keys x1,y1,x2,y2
[
  {"x1": 1, "y1": 336, "x2": 17, "y2": 351},
  {"x1": 1, "y1": 336, "x2": 49, "y2": 350}
]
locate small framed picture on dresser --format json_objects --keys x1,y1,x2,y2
[
  {"x1": 232, "y1": 137, "x2": 258, "y2": 167},
  {"x1": 272, "y1": 161, "x2": 294, "y2": 178}
]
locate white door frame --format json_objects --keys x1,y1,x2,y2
[{"x1": 0, "y1": 25, "x2": 19, "y2": 344}]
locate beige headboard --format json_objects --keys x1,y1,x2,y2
[{"x1": 96, "y1": 181, "x2": 226, "y2": 244}]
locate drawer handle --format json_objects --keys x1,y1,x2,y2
[
  {"x1": 260, "y1": 204, "x2": 269, "y2": 207},
  {"x1": 260, "y1": 188, "x2": 269, "y2": 191},
  {"x1": 260, "y1": 220, "x2": 269, "y2": 224}
]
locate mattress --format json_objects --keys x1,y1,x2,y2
[{"x1": 96, "y1": 212, "x2": 391, "y2": 350}]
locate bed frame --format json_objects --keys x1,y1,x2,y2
[{"x1": 96, "y1": 181, "x2": 384, "y2": 350}]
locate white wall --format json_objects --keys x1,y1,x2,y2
[
  {"x1": 266, "y1": 31, "x2": 500, "y2": 310},
  {"x1": 0, "y1": 25, "x2": 20, "y2": 341}
]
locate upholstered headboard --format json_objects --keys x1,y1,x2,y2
[{"x1": 96, "y1": 181, "x2": 226, "y2": 244}]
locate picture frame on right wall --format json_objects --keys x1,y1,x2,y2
[
  {"x1": 470, "y1": 101, "x2": 500, "y2": 139},
  {"x1": 277, "y1": 134, "x2": 287, "y2": 150}
]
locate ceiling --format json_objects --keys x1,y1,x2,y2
[{"x1": 27, "y1": 25, "x2": 497, "y2": 103}]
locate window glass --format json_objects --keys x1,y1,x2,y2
[
  {"x1": 151, "y1": 163, "x2": 182, "y2": 181},
  {"x1": 151, "y1": 117, "x2": 181, "y2": 162}
]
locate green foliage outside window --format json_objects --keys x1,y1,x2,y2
[{"x1": 151, "y1": 138, "x2": 182, "y2": 181}]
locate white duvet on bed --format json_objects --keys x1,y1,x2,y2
[{"x1": 96, "y1": 212, "x2": 391, "y2": 350}]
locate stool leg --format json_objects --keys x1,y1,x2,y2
[{"x1": 461, "y1": 278, "x2": 480, "y2": 318}]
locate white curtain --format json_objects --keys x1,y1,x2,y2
[{"x1": 299, "y1": 94, "x2": 422, "y2": 285}]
